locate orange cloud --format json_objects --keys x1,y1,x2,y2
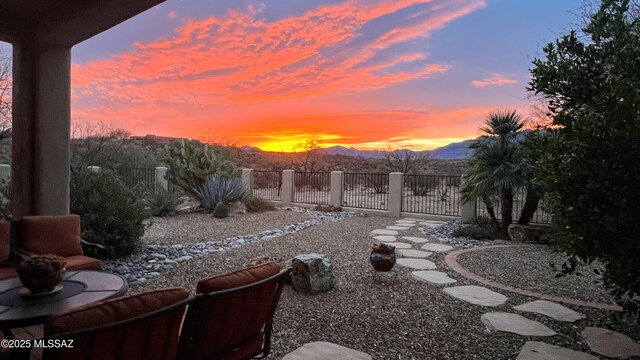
[{"x1": 471, "y1": 73, "x2": 517, "y2": 87}]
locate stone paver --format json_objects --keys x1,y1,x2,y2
[
  {"x1": 443, "y1": 285, "x2": 508, "y2": 307},
  {"x1": 402, "y1": 218, "x2": 423, "y2": 221},
  {"x1": 582, "y1": 327, "x2": 640, "y2": 359},
  {"x1": 481, "y1": 312, "x2": 557, "y2": 337},
  {"x1": 420, "y1": 221, "x2": 447, "y2": 226},
  {"x1": 401, "y1": 236, "x2": 431, "y2": 244},
  {"x1": 384, "y1": 242, "x2": 413, "y2": 249},
  {"x1": 283, "y1": 341, "x2": 372, "y2": 360},
  {"x1": 373, "y1": 235, "x2": 396, "y2": 242},
  {"x1": 386, "y1": 225, "x2": 410, "y2": 230},
  {"x1": 514, "y1": 300, "x2": 586, "y2": 322},
  {"x1": 395, "y1": 222, "x2": 416, "y2": 227},
  {"x1": 411, "y1": 270, "x2": 457, "y2": 285},
  {"x1": 516, "y1": 341, "x2": 599, "y2": 360},
  {"x1": 396, "y1": 220, "x2": 417, "y2": 224},
  {"x1": 397, "y1": 249, "x2": 432, "y2": 258},
  {"x1": 371, "y1": 229, "x2": 398, "y2": 236},
  {"x1": 396, "y1": 258, "x2": 437, "y2": 270},
  {"x1": 420, "y1": 243, "x2": 454, "y2": 252}
]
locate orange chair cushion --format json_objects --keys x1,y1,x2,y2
[
  {"x1": 0, "y1": 221, "x2": 10, "y2": 267},
  {"x1": 194, "y1": 262, "x2": 282, "y2": 360},
  {"x1": 196, "y1": 261, "x2": 281, "y2": 294},
  {"x1": 19, "y1": 215, "x2": 83, "y2": 257},
  {"x1": 45, "y1": 287, "x2": 189, "y2": 335},
  {"x1": 64, "y1": 255, "x2": 102, "y2": 271},
  {"x1": 44, "y1": 288, "x2": 189, "y2": 360}
]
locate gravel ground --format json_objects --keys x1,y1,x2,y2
[
  {"x1": 133, "y1": 214, "x2": 640, "y2": 359},
  {"x1": 456, "y1": 245, "x2": 615, "y2": 304},
  {"x1": 141, "y1": 209, "x2": 311, "y2": 245}
]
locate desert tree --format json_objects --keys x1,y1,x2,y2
[{"x1": 382, "y1": 143, "x2": 431, "y2": 175}]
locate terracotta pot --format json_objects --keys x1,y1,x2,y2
[{"x1": 370, "y1": 245, "x2": 396, "y2": 271}]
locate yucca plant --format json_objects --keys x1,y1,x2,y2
[{"x1": 195, "y1": 175, "x2": 250, "y2": 211}]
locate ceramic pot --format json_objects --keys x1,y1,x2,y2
[{"x1": 370, "y1": 245, "x2": 396, "y2": 271}]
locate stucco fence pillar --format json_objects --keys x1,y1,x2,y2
[
  {"x1": 155, "y1": 167, "x2": 169, "y2": 193},
  {"x1": 330, "y1": 171, "x2": 343, "y2": 208},
  {"x1": 458, "y1": 173, "x2": 477, "y2": 223},
  {"x1": 388, "y1": 172, "x2": 403, "y2": 217},
  {"x1": 281, "y1": 170, "x2": 295, "y2": 207},
  {"x1": 241, "y1": 169, "x2": 253, "y2": 196}
]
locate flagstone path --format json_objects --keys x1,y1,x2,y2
[{"x1": 368, "y1": 218, "x2": 640, "y2": 359}]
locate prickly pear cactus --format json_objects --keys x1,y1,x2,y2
[{"x1": 213, "y1": 201, "x2": 230, "y2": 218}]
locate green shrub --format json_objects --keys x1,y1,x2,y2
[
  {"x1": 162, "y1": 140, "x2": 236, "y2": 198},
  {"x1": 0, "y1": 179, "x2": 10, "y2": 220},
  {"x1": 194, "y1": 175, "x2": 249, "y2": 211},
  {"x1": 146, "y1": 186, "x2": 181, "y2": 217},
  {"x1": 243, "y1": 196, "x2": 276, "y2": 213},
  {"x1": 213, "y1": 202, "x2": 230, "y2": 218},
  {"x1": 70, "y1": 170, "x2": 151, "y2": 258}
]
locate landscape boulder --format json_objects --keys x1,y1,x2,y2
[
  {"x1": 508, "y1": 224, "x2": 543, "y2": 243},
  {"x1": 291, "y1": 253, "x2": 335, "y2": 295}
]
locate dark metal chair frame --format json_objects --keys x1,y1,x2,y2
[{"x1": 176, "y1": 267, "x2": 292, "y2": 360}]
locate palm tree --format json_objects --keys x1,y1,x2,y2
[{"x1": 460, "y1": 110, "x2": 530, "y2": 235}]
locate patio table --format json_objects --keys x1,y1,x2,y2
[{"x1": 0, "y1": 270, "x2": 128, "y2": 339}]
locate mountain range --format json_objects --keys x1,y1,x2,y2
[{"x1": 241, "y1": 138, "x2": 476, "y2": 159}]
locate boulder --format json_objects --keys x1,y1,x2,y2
[
  {"x1": 291, "y1": 253, "x2": 335, "y2": 295},
  {"x1": 508, "y1": 224, "x2": 543, "y2": 243},
  {"x1": 229, "y1": 201, "x2": 247, "y2": 214}
]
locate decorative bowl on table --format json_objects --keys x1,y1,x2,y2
[
  {"x1": 370, "y1": 243, "x2": 396, "y2": 271},
  {"x1": 16, "y1": 254, "x2": 66, "y2": 296}
]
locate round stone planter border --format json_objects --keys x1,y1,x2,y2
[{"x1": 444, "y1": 245, "x2": 623, "y2": 312}]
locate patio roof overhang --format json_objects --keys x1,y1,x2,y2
[{"x1": 0, "y1": 0, "x2": 165, "y2": 219}]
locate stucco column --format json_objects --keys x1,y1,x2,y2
[
  {"x1": 330, "y1": 171, "x2": 343, "y2": 208},
  {"x1": 459, "y1": 174, "x2": 477, "y2": 223},
  {"x1": 388, "y1": 172, "x2": 403, "y2": 217},
  {"x1": 241, "y1": 169, "x2": 253, "y2": 196},
  {"x1": 11, "y1": 40, "x2": 72, "y2": 218},
  {"x1": 281, "y1": 170, "x2": 294, "y2": 206},
  {"x1": 155, "y1": 167, "x2": 169, "y2": 192}
]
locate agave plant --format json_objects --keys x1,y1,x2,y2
[{"x1": 194, "y1": 175, "x2": 250, "y2": 211}]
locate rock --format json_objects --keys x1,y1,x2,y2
[
  {"x1": 114, "y1": 265, "x2": 130, "y2": 274},
  {"x1": 291, "y1": 253, "x2": 335, "y2": 295},
  {"x1": 396, "y1": 259, "x2": 437, "y2": 270},
  {"x1": 582, "y1": 327, "x2": 640, "y2": 359},
  {"x1": 514, "y1": 300, "x2": 586, "y2": 322},
  {"x1": 411, "y1": 271, "x2": 456, "y2": 285},
  {"x1": 517, "y1": 341, "x2": 599, "y2": 360},
  {"x1": 481, "y1": 312, "x2": 557, "y2": 337},
  {"x1": 146, "y1": 272, "x2": 161, "y2": 278},
  {"x1": 229, "y1": 201, "x2": 247, "y2": 214},
  {"x1": 443, "y1": 285, "x2": 508, "y2": 307},
  {"x1": 314, "y1": 204, "x2": 342, "y2": 212},
  {"x1": 508, "y1": 224, "x2": 543, "y2": 243},
  {"x1": 283, "y1": 341, "x2": 372, "y2": 360}
]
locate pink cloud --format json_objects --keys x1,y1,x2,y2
[{"x1": 471, "y1": 73, "x2": 517, "y2": 87}]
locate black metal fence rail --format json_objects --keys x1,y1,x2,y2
[
  {"x1": 342, "y1": 173, "x2": 389, "y2": 210},
  {"x1": 293, "y1": 172, "x2": 330, "y2": 205},
  {"x1": 252, "y1": 170, "x2": 282, "y2": 201},
  {"x1": 402, "y1": 175, "x2": 461, "y2": 215},
  {"x1": 105, "y1": 167, "x2": 158, "y2": 194},
  {"x1": 476, "y1": 195, "x2": 552, "y2": 224}
]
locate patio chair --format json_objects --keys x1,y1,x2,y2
[
  {"x1": 177, "y1": 262, "x2": 291, "y2": 360},
  {"x1": 42, "y1": 287, "x2": 190, "y2": 360},
  {"x1": 16, "y1": 215, "x2": 102, "y2": 270}
]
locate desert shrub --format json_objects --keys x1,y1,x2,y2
[
  {"x1": 0, "y1": 178, "x2": 10, "y2": 220},
  {"x1": 451, "y1": 217, "x2": 501, "y2": 240},
  {"x1": 163, "y1": 139, "x2": 236, "y2": 198},
  {"x1": 407, "y1": 175, "x2": 438, "y2": 196},
  {"x1": 70, "y1": 170, "x2": 150, "y2": 258},
  {"x1": 366, "y1": 174, "x2": 388, "y2": 194},
  {"x1": 195, "y1": 175, "x2": 250, "y2": 211},
  {"x1": 529, "y1": 0, "x2": 640, "y2": 315},
  {"x1": 146, "y1": 186, "x2": 181, "y2": 217},
  {"x1": 243, "y1": 196, "x2": 276, "y2": 213}
]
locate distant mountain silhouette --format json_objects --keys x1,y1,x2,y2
[{"x1": 240, "y1": 139, "x2": 478, "y2": 159}]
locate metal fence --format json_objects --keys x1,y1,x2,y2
[
  {"x1": 342, "y1": 173, "x2": 389, "y2": 210},
  {"x1": 476, "y1": 195, "x2": 552, "y2": 224},
  {"x1": 105, "y1": 167, "x2": 159, "y2": 194},
  {"x1": 402, "y1": 175, "x2": 461, "y2": 216},
  {"x1": 252, "y1": 170, "x2": 282, "y2": 201},
  {"x1": 293, "y1": 172, "x2": 330, "y2": 205}
]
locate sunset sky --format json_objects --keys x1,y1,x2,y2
[{"x1": 66, "y1": 0, "x2": 582, "y2": 151}]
